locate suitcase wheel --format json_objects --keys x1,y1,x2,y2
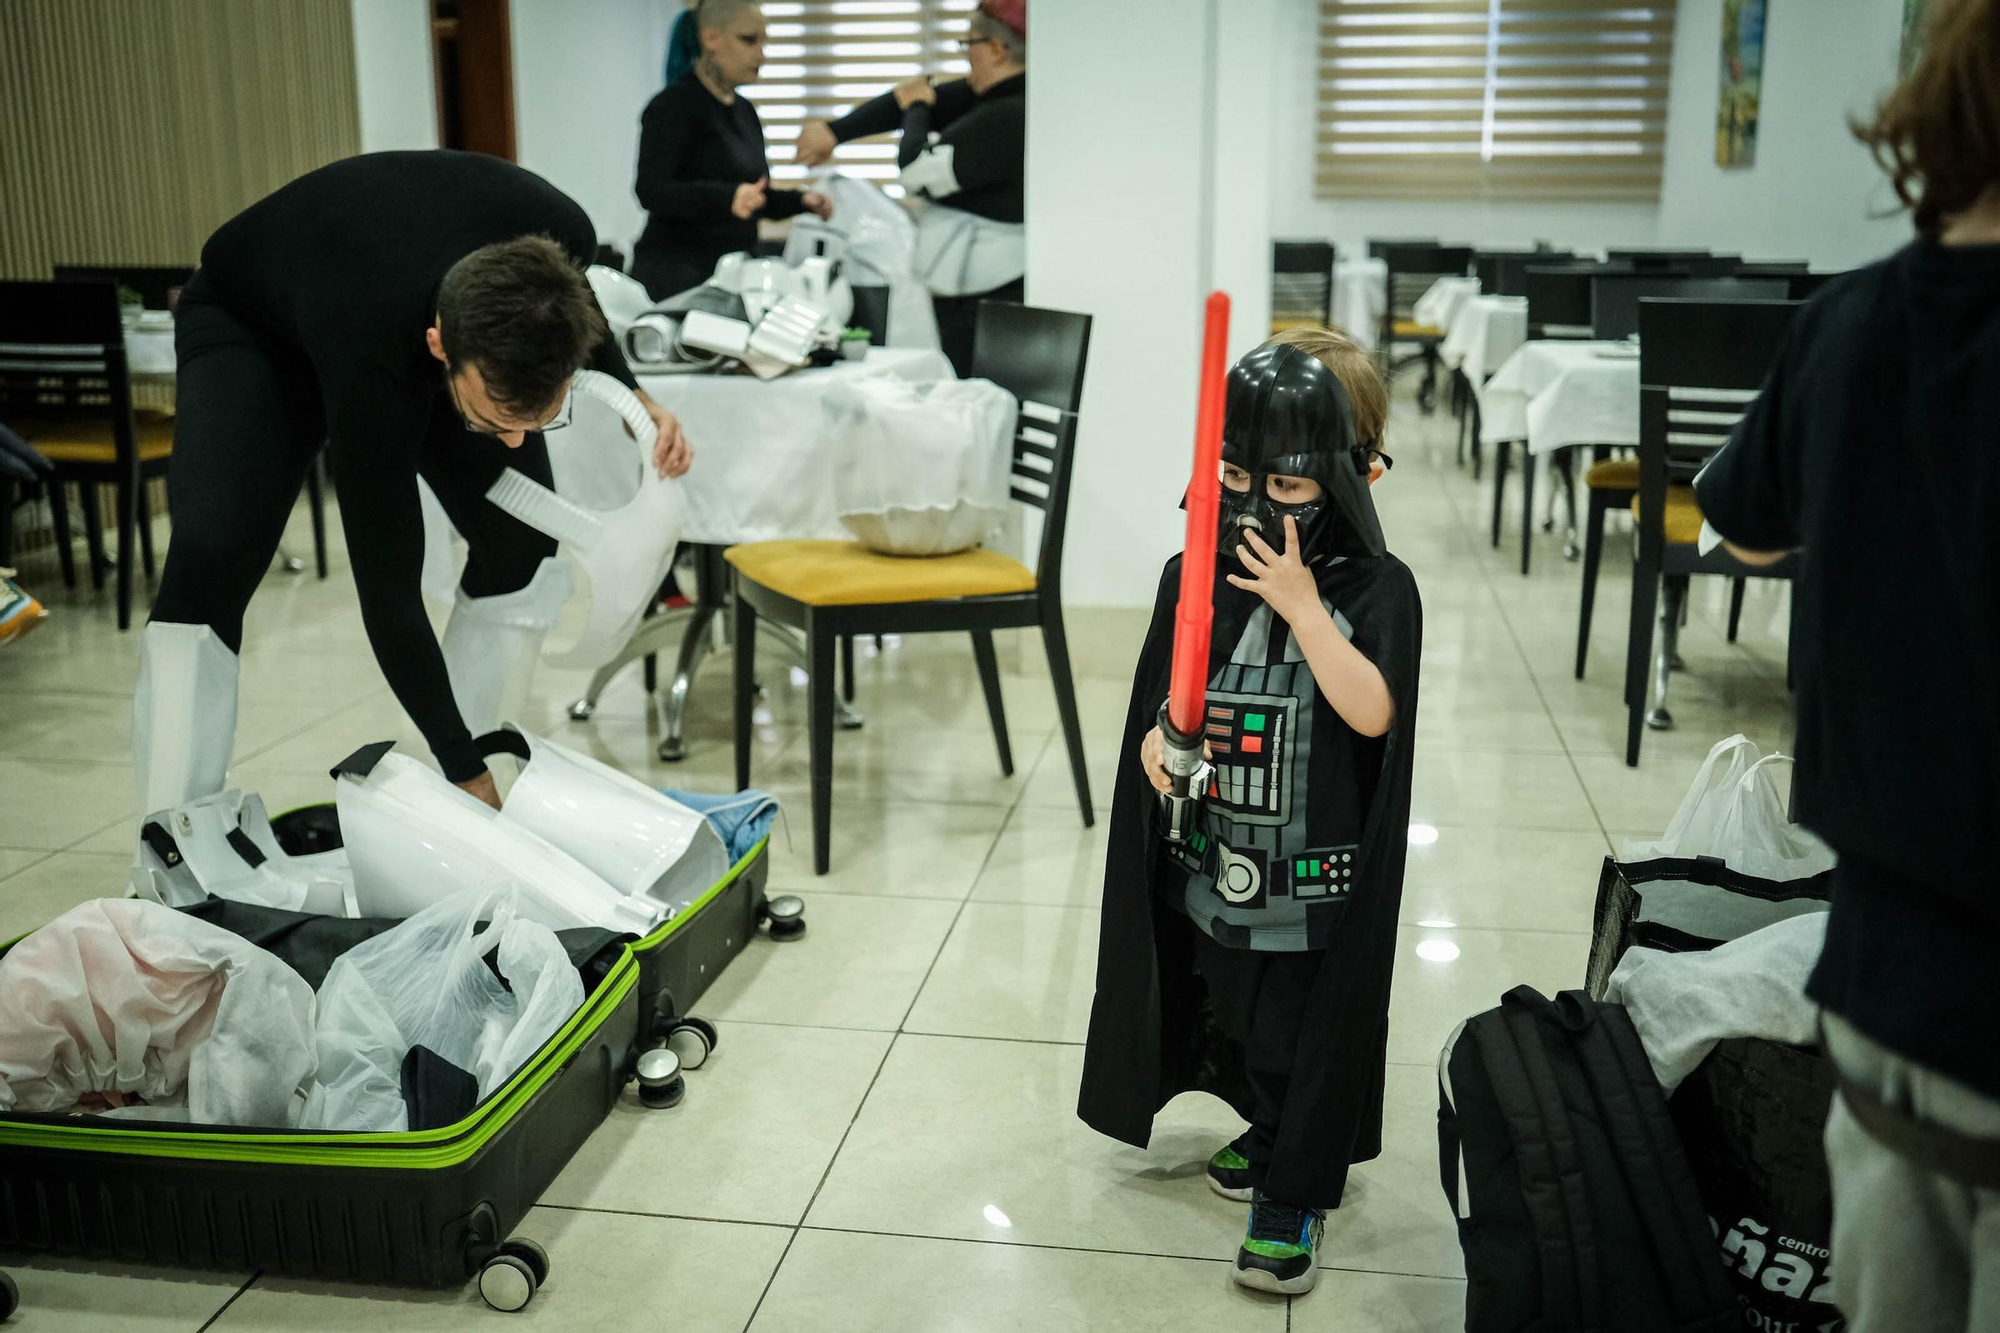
[
  {"x1": 761, "y1": 894, "x2": 806, "y2": 941},
  {"x1": 637, "y1": 1044, "x2": 686, "y2": 1109},
  {"x1": 665, "y1": 1017, "x2": 717, "y2": 1070},
  {"x1": 479, "y1": 1249, "x2": 542, "y2": 1314},
  {"x1": 505, "y1": 1239, "x2": 550, "y2": 1289},
  {"x1": 0, "y1": 1270, "x2": 18, "y2": 1321}
]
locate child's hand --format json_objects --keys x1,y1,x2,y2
[
  {"x1": 1140, "y1": 726, "x2": 1172, "y2": 794},
  {"x1": 1227, "y1": 515, "x2": 1324, "y2": 627},
  {"x1": 1141, "y1": 725, "x2": 1212, "y2": 794}
]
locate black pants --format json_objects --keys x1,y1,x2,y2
[
  {"x1": 151, "y1": 287, "x2": 555, "y2": 652},
  {"x1": 931, "y1": 277, "x2": 1024, "y2": 379},
  {"x1": 1192, "y1": 926, "x2": 1322, "y2": 1204}
]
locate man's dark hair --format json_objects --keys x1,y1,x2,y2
[{"x1": 436, "y1": 235, "x2": 606, "y2": 417}]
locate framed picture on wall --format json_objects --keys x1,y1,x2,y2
[{"x1": 1716, "y1": 0, "x2": 1766, "y2": 167}]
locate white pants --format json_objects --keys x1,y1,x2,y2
[{"x1": 1824, "y1": 1013, "x2": 2000, "y2": 1333}]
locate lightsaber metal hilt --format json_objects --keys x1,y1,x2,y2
[{"x1": 1158, "y1": 700, "x2": 1209, "y2": 844}]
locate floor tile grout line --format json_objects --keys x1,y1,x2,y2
[
  {"x1": 745, "y1": 1027, "x2": 907, "y2": 1331},
  {"x1": 719, "y1": 1016, "x2": 1087, "y2": 1047},
  {"x1": 741, "y1": 1225, "x2": 804, "y2": 1333},
  {"x1": 533, "y1": 1199, "x2": 1475, "y2": 1282},
  {"x1": 887, "y1": 786, "x2": 1018, "y2": 1035},
  {"x1": 1426, "y1": 433, "x2": 1617, "y2": 846},
  {"x1": 0, "y1": 849, "x2": 58, "y2": 884}
]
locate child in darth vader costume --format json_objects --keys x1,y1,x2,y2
[{"x1": 1077, "y1": 327, "x2": 1421, "y2": 1296}]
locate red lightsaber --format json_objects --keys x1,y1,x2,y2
[{"x1": 1159, "y1": 291, "x2": 1230, "y2": 842}]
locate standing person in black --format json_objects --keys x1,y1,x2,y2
[
  {"x1": 1693, "y1": 3, "x2": 2000, "y2": 1327},
  {"x1": 632, "y1": 0, "x2": 833, "y2": 301},
  {"x1": 136, "y1": 150, "x2": 693, "y2": 838},
  {"x1": 796, "y1": 0, "x2": 1026, "y2": 376}
]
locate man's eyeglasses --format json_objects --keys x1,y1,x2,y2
[
  {"x1": 957, "y1": 34, "x2": 993, "y2": 51},
  {"x1": 444, "y1": 367, "x2": 572, "y2": 437}
]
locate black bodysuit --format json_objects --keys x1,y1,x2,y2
[
  {"x1": 631, "y1": 78, "x2": 809, "y2": 300},
  {"x1": 153, "y1": 150, "x2": 637, "y2": 783}
]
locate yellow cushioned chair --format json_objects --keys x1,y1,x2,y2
[{"x1": 728, "y1": 303, "x2": 1097, "y2": 874}]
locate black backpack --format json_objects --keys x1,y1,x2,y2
[{"x1": 1438, "y1": 986, "x2": 1740, "y2": 1333}]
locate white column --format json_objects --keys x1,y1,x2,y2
[{"x1": 1025, "y1": 0, "x2": 1275, "y2": 611}]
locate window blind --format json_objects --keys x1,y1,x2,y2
[
  {"x1": 747, "y1": 0, "x2": 975, "y2": 195},
  {"x1": 1315, "y1": 0, "x2": 1678, "y2": 203}
]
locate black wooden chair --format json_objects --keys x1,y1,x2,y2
[
  {"x1": 728, "y1": 302, "x2": 1095, "y2": 873},
  {"x1": 1377, "y1": 243, "x2": 1473, "y2": 414},
  {"x1": 1619, "y1": 297, "x2": 1804, "y2": 766},
  {"x1": 1271, "y1": 241, "x2": 1335, "y2": 334},
  {"x1": 1487, "y1": 264, "x2": 1613, "y2": 568},
  {"x1": 1455, "y1": 250, "x2": 1579, "y2": 474},
  {"x1": 0, "y1": 279, "x2": 169, "y2": 629},
  {"x1": 53, "y1": 264, "x2": 330, "y2": 580}
]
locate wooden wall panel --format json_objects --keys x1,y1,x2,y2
[{"x1": 0, "y1": 0, "x2": 362, "y2": 279}]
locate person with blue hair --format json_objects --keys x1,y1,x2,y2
[{"x1": 632, "y1": 0, "x2": 832, "y2": 301}]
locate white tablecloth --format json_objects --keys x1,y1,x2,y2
[
  {"x1": 1477, "y1": 340, "x2": 1640, "y2": 455},
  {"x1": 1439, "y1": 295, "x2": 1529, "y2": 387},
  {"x1": 124, "y1": 326, "x2": 177, "y2": 376},
  {"x1": 1412, "y1": 276, "x2": 1481, "y2": 333},
  {"x1": 1334, "y1": 258, "x2": 1386, "y2": 348},
  {"x1": 640, "y1": 347, "x2": 955, "y2": 544}
]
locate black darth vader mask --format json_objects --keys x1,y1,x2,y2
[{"x1": 1217, "y1": 343, "x2": 1386, "y2": 565}]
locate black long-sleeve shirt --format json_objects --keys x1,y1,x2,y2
[
  {"x1": 829, "y1": 74, "x2": 1024, "y2": 224},
  {"x1": 194, "y1": 150, "x2": 637, "y2": 783},
  {"x1": 634, "y1": 78, "x2": 806, "y2": 277}
]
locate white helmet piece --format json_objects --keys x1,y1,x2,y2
[{"x1": 484, "y1": 369, "x2": 688, "y2": 671}]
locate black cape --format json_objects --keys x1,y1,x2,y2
[{"x1": 1077, "y1": 551, "x2": 1422, "y2": 1206}]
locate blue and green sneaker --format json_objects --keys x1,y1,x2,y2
[
  {"x1": 1206, "y1": 1143, "x2": 1256, "y2": 1202},
  {"x1": 1233, "y1": 1194, "x2": 1324, "y2": 1295}
]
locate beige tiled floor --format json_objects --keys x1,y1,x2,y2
[{"x1": 0, "y1": 383, "x2": 1797, "y2": 1327}]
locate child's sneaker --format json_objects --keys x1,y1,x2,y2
[
  {"x1": 1206, "y1": 1143, "x2": 1257, "y2": 1201},
  {"x1": 1232, "y1": 1194, "x2": 1324, "y2": 1295},
  {"x1": 0, "y1": 569, "x2": 46, "y2": 647}
]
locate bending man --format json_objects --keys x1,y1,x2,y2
[{"x1": 139, "y1": 150, "x2": 691, "y2": 821}]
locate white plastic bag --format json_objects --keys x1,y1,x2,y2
[
  {"x1": 307, "y1": 890, "x2": 584, "y2": 1132},
  {"x1": 0, "y1": 898, "x2": 318, "y2": 1126},
  {"x1": 301, "y1": 965, "x2": 408, "y2": 1132},
  {"x1": 829, "y1": 376, "x2": 1018, "y2": 556},
  {"x1": 786, "y1": 172, "x2": 939, "y2": 349},
  {"x1": 1620, "y1": 734, "x2": 1760, "y2": 862},
  {"x1": 1707, "y1": 754, "x2": 1837, "y2": 881},
  {"x1": 1620, "y1": 736, "x2": 1835, "y2": 881}
]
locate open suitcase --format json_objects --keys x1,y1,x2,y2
[{"x1": 0, "y1": 813, "x2": 795, "y2": 1314}]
